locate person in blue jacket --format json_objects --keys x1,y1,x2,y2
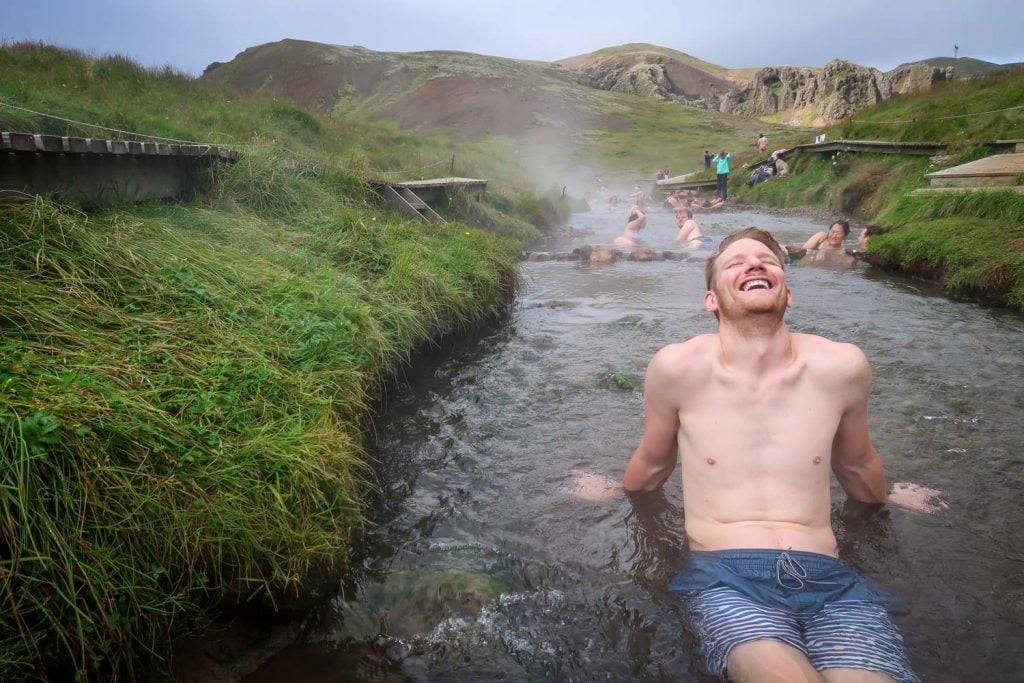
[{"x1": 712, "y1": 150, "x2": 731, "y2": 201}]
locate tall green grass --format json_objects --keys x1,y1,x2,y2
[{"x1": 1, "y1": 43, "x2": 520, "y2": 678}]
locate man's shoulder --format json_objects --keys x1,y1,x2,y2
[
  {"x1": 793, "y1": 334, "x2": 869, "y2": 373},
  {"x1": 651, "y1": 335, "x2": 717, "y2": 371}
]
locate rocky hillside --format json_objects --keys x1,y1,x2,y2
[
  {"x1": 720, "y1": 60, "x2": 956, "y2": 125},
  {"x1": 200, "y1": 39, "x2": 766, "y2": 183},
  {"x1": 555, "y1": 46, "x2": 1008, "y2": 125},
  {"x1": 554, "y1": 43, "x2": 750, "y2": 110},
  {"x1": 203, "y1": 40, "x2": 1011, "y2": 140}
]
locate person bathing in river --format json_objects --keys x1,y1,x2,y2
[
  {"x1": 614, "y1": 206, "x2": 647, "y2": 248},
  {"x1": 673, "y1": 208, "x2": 711, "y2": 248},
  {"x1": 700, "y1": 190, "x2": 725, "y2": 211},
  {"x1": 803, "y1": 219, "x2": 850, "y2": 251},
  {"x1": 785, "y1": 220, "x2": 853, "y2": 264},
  {"x1": 665, "y1": 189, "x2": 685, "y2": 211},
  {"x1": 858, "y1": 224, "x2": 886, "y2": 251},
  {"x1": 623, "y1": 227, "x2": 931, "y2": 682}
]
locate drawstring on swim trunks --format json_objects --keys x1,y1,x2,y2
[{"x1": 776, "y1": 550, "x2": 840, "y2": 590}]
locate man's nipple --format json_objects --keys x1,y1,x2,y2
[
  {"x1": 813, "y1": 456, "x2": 822, "y2": 465},
  {"x1": 706, "y1": 458, "x2": 716, "y2": 466}
]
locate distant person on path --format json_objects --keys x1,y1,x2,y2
[
  {"x1": 712, "y1": 151, "x2": 731, "y2": 201},
  {"x1": 704, "y1": 150, "x2": 713, "y2": 170},
  {"x1": 623, "y1": 227, "x2": 932, "y2": 683},
  {"x1": 757, "y1": 133, "x2": 769, "y2": 153}
]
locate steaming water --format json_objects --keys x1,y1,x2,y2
[{"x1": 244, "y1": 206, "x2": 1024, "y2": 682}]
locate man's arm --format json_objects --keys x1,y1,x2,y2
[
  {"x1": 623, "y1": 350, "x2": 681, "y2": 491},
  {"x1": 830, "y1": 346, "x2": 888, "y2": 504}
]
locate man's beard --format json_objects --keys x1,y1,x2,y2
[{"x1": 715, "y1": 286, "x2": 788, "y2": 325}]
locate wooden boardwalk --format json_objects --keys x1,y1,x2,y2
[
  {"x1": 369, "y1": 177, "x2": 488, "y2": 225},
  {"x1": 924, "y1": 152, "x2": 1024, "y2": 188}
]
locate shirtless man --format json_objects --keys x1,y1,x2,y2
[
  {"x1": 623, "y1": 228, "x2": 919, "y2": 682},
  {"x1": 673, "y1": 208, "x2": 711, "y2": 248}
]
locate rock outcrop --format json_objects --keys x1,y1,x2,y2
[
  {"x1": 719, "y1": 60, "x2": 955, "y2": 124},
  {"x1": 567, "y1": 54, "x2": 734, "y2": 110}
]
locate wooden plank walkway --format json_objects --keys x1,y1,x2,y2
[
  {"x1": 369, "y1": 177, "x2": 489, "y2": 224},
  {"x1": 925, "y1": 153, "x2": 1024, "y2": 187},
  {"x1": 1, "y1": 131, "x2": 237, "y2": 159}
]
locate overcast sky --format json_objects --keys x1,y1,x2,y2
[{"x1": 5, "y1": 0, "x2": 1022, "y2": 76}]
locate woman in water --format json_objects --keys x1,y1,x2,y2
[
  {"x1": 613, "y1": 207, "x2": 647, "y2": 248},
  {"x1": 802, "y1": 219, "x2": 850, "y2": 251}
]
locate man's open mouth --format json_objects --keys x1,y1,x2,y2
[{"x1": 740, "y1": 279, "x2": 771, "y2": 291}]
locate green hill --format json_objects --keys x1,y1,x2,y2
[
  {"x1": 200, "y1": 39, "x2": 779, "y2": 183},
  {"x1": 896, "y1": 56, "x2": 1009, "y2": 78}
]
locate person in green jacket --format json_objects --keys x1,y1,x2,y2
[{"x1": 712, "y1": 150, "x2": 731, "y2": 201}]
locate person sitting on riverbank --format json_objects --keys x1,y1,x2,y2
[
  {"x1": 614, "y1": 207, "x2": 647, "y2": 248},
  {"x1": 747, "y1": 164, "x2": 773, "y2": 187},
  {"x1": 674, "y1": 208, "x2": 711, "y2": 248}
]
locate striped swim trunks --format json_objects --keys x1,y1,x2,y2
[{"x1": 669, "y1": 549, "x2": 919, "y2": 682}]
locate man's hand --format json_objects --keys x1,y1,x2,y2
[
  {"x1": 564, "y1": 469, "x2": 621, "y2": 503},
  {"x1": 888, "y1": 482, "x2": 947, "y2": 514}
]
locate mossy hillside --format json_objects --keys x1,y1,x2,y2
[
  {"x1": 869, "y1": 192, "x2": 1024, "y2": 306},
  {"x1": 836, "y1": 68, "x2": 1024, "y2": 146},
  {"x1": 729, "y1": 68, "x2": 1024, "y2": 307},
  {"x1": 1, "y1": 43, "x2": 520, "y2": 679}
]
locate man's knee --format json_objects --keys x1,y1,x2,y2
[{"x1": 727, "y1": 640, "x2": 823, "y2": 683}]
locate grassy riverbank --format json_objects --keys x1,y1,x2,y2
[
  {"x1": 0, "y1": 44, "x2": 526, "y2": 678},
  {"x1": 729, "y1": 69, "x2": 1024, "y2": 308}
]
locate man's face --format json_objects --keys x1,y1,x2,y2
[
  {"x1": 858, "y1": 229, "x2": 869, "y2": 250},
  {"x1": 705, "y1": 238, "x2": 791, "y2": 320}
]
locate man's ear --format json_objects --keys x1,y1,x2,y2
[
  {"x1": 704, "y1": 290, "x2": 719, "y2": 314},
  {"x1": 786, "y1": 286, "x2": 793, "y2": 309}
]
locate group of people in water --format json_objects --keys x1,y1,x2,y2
[
  {"x1": 610, "y1": 196, "x2": 882, "y2": 261},
  {"x1": 611, "y1": 188, "x2": 729, "y2": 250}
]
